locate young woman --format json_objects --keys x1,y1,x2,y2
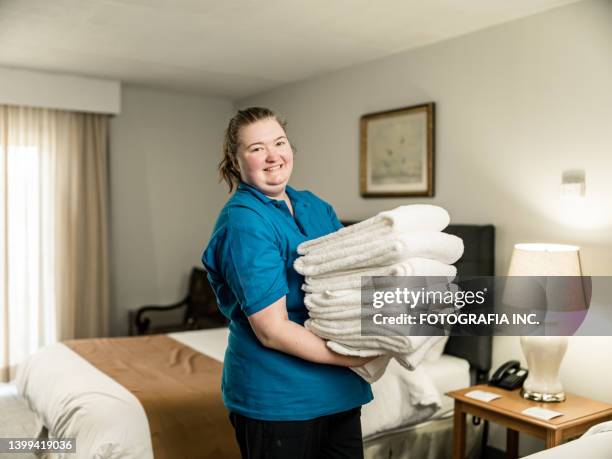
[{"x1": 202, "y1": 107, "x2": 373, "y2": 458}]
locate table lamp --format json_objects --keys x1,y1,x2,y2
[{"x1": 507, "y1": 243, "x2": 586, "y2": 402}]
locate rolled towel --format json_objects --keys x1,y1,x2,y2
[
  {"x1": 303, "y1": 258, "x2": 457, "y2": 293},
  {"x1": 294, "y1": 232, "x2": 464, "y2": 277},
  {"x1": 297, "y1": 205, "x2": 450, "y2": 255}
]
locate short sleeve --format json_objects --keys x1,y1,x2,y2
[
  {"x1": 217, "y1": 223, "x2": 289, "y2": 316},
  {"x1": 326, "y1": 203, "x2": 344, "y2": 232}
]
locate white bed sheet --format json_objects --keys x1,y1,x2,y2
[
  {"x1": 363, "y1": 353, "x2": 471, "y2": 440},
  {"x1": 17, "y1": 328, "x2": 471, "y2": 457},
  {"x1": 422, "y1": 354, "x2": 471, "y2": 419},
  {"x1": 168, "y1": 327, "x2": 229, "y2": 361},
  {"x1": 16, "y1": 344, "x2": 154, "y2": 459}
]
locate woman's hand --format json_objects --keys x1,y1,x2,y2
[{"x1": 248, "y1": 296, "x2": 383, "y2": 368}]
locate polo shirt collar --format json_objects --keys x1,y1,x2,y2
[
  {"x1": 285, "y1": 185, "x2": 309, "y2": 208},
  {"x1": 237, "y1": 181, "x2": 274, "y2": 205}
]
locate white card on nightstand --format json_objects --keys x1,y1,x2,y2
[
  {"x1": 465, "y1": 390, "x2": 502, "y2": 402},
  {"x1": 522, "y1": 407, "x2": 563, "y2": 420}
]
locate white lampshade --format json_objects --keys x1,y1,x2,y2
[
  {"x1": 508, "y1": 243, "x2": 582, "y2": 277},
  {"x1": 507, "y1": 243, "x2": 583, "y2": 402},
  {"x1": 507, "y1": 243, "x2": 588, "y2": 315}
]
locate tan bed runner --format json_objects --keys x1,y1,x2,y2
[{"x1": 65, "y1": 334, "x2": 239, "y2": 459}]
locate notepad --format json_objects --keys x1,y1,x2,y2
[
  {"x1": 522, "y1": 407, "x2": 563, "y2": 420},
  {"x1": 465, "y1": 390, "x2": 502, "y2": 402}
]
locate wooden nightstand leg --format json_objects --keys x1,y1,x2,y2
[
  {"x1": 506, "y1": 428, "x2": 519, "y2": 459},
  {"x1": 453, "y1": 401, "x2": 466, "y2": 459},
  {"x1": 545, "y1": 430, "x2": 562, "y2": 449}
]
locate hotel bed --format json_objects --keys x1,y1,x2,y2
[
  {"x1": 15, "y1": 224, "x2": 494, "y2": 458},
  {"x1": 17, "y1": 327, "x2": 477, "y2": 458},
  {"x1": 523, "y1": 422, "x2": 612, "y2": 459}
]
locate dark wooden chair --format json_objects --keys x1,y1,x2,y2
[{"x1": 130, "y1": 267, "x2": 228, "y2": 335}]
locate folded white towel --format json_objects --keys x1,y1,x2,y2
[
  {"x1": 303, "y1": 262, "x2": 401, "y2": 281},
  {"x1": 327, "y1": 335, "x2": 443, "y2": 369},
  {"x1": 305, "y1": 279, "x2": 458, "y2": 312},
  {"x1": 305, "y1": 319, "x2": 427, "y2": 352},
  {"x1": 394, "y1": 336, "x2": 445, "y2": 370},
  {"x1": 294, "y1": 232, "x2": 464, "y2": 277},
  {"x1": 306, "y1": 307, "x2": 362, "y2": 321},
  {"x1": 305, "y1": 290, "x2": 361, "y2": 307},
  {"x1": 300, "y1": 232, "x2": 462, "y2": 268},
  {"x1": 304, "y1": 302, "x2": 360, "y2": 316},
  {"x1": 305, "y1": 289, "x2": 454, "y2": 324},
  {"x1": 328, "y1": 336, "x2": 412, "y2": 353},
  {"x1": 298, "y1": 205, "x2": 450, "y2": 255},
  {"x1": 326, "y1": 337, "x2": 405, "y2": 356},
  {"x1": 303, "y1": 258, "x2": 457, "y2": 293},
  {"x1": 328, "y1": 336, "x2": 445, "y2": 383}
]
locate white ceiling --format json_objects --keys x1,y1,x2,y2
[{"x1": 0, "y1": 0, "x2": 580, "y2": 99}]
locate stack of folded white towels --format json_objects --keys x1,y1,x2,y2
[{"x1": 294, "y1": 205, "x2": 464, "y2": 382}]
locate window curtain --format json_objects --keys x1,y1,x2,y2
[{"x1": 0, "y1": 105, "x2": 110, "y2": 382}]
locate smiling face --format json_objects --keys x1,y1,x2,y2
[{"x1": 236, "y1": 117, "x2": 294, "y2": 199}]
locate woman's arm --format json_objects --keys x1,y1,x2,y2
[{"x1": 248, "y1": 296, "x2": 376, "y2": 367}]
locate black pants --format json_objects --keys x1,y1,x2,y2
[{"x1": 229, "y1": 407, "x2": 364, "y2": 459}]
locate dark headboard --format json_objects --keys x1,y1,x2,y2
[
  {"x1": 341, "y1": 221, "x2": 495, "y2": 384},
  {"x1": 444, "y1": 224, "x2": 495, "y2": 384}
]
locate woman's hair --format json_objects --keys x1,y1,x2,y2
[{"x1": 219, "y1": 106, "x2": 288, "y2": 192}]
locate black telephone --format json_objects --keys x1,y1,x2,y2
[{"x1": 489, "y1": 360, "x2": 528, "y2": 390}]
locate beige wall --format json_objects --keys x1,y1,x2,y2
[
  {"x1": 109, "y1": 86, "x2": 234, "y2": 336},
  {"x1": 239, "y1": 0, "x2": 612, "y2": 454}
]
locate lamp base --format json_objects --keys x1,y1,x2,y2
[{"x1": 521, "y1": 388, "x2": 566, "y2": 403}]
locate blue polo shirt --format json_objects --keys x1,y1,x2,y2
[{"x1": 202, "y1": 182, "x2": 372, "y2": 421}]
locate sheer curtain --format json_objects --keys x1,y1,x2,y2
[{"x1": 0, "y1": 105, "x2": 110, "y2": 382}]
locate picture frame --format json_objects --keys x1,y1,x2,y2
[{"x1": 360, "y1": 102, "x2": 435, "y2": 197}]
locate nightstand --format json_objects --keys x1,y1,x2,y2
[{"x1": 448, "y1": 384, "x2": 612, "y2": 459}]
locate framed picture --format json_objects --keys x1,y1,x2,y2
[{"x1": 360, "y1": 102, "x2": 435, "y2": 197}]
